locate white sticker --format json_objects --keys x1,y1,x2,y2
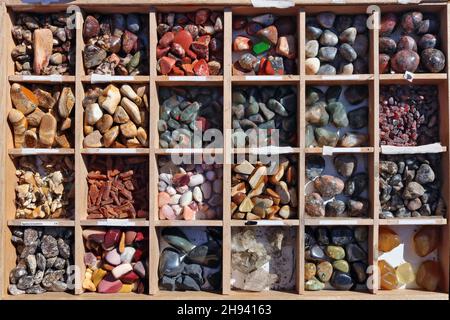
[
  {"x1": 322, "y1": 147, "x2": 365, "y2": 156},
  {"x1": 332, "y1": 0, "x2": 346, "y2": 3},
  {"x1": 398, "y1": 219, "x2": 438, "y2": 225},
  {"x1": 381, "y1": 143, "x2": 445, "y2": 155},
  {"x1": 318, "y1": 219, "x2": 358, "y2": 225},
  {"x1": 248, "y1": 146, "x2": 294, "y2": 154},
  {"x1": 167, "y1": 76, "x2": 208, "y2": 81},
  {"x1": 251, "y1": 0, "x2": 294, "y2": 8},
  {"x1": 21, "y1": 75, "x2": 63, "y2": 82},
  {"x1": 20, "y1": 221, "x2": 59, "y2": 226},
  {"x1": 244, "y1": 75, "x2": 284, "y2": 81},
  {"x1": 322, "y1": 146, "x2": 334, "y2": 156},
  {"x1": 91, "y1": 75, "x2": 136, "y2": 83},
  {"x1": 96, "y1": 219, "x2": 136, "y2": 226},
  {"x1": 403, "y1": 71, "x2": 414, "y2": 82},
  {"x1": 251, "y1": 220, "x2": 287, "y2": 226},
  {"x1": 164, "y1": 148, "x2": 205, "y2": 154}
]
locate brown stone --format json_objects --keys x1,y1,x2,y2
[
  {"x1": 379, "y1": 226, "x2": 401, "y2": 252},
  {"x1": 416, "y1": 260, "x2": 442, "y2": 292},
  {"x1": 58, "y1": 87, "x2": 75, "y2": 119},
  {"x1": 120, "y1": 121, "x2": 137, "y2": 138},
  {"x1": 276, "y1": 35, "x2": 296, "y2": 59},
  {"x1": 96, "y1": 114, "x2": 114, "y2": 134},
  {"x1": 256, "y1": 26, "x2": 278, "y2": 45},
  {"x1": 414, "y1": 226, "x2": 440, "y2": 257},
  {"x1": 11, "y1": 83, "x2": 38, "y2": 115},
  {"x1": 103, "y1": 126, "x2": 119, "y2": 148},
  {"x1": 33, "y1": 29, "x2": 53, "y2": 74},
  {"x1": 84, "y1": 130, "x2": 103, "y2": 148},
  {"x1": 39, "y1": 113, "x2": 57, "y2": 147}
]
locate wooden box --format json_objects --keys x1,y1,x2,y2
[{"x1": 0, "y1": 1, "x2": 449, "y2": 300}]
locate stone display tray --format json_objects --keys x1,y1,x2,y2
[{"x1": 0, "y1": 1, "x2": 449, "y2": 300}]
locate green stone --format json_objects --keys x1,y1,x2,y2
[
  {"x1": 305, "y1": 125, "x2": 316, "y2": 147},
  {"x1": 315, "y1": 127, "x2": 339, "y2": 147},
  {"x1": 306, "y1": 87, "x2": 324, "y2": 106},
  {"x1": 232, "y1": 91, "x2": 246, "y2": 104},
  {"x1": 306, "y1": 102, "x2": 329, "y2": 126},
  {"x1": 305, "y1": 277, "x2": 325, "y2": 291},
  {"x1": 127, "y1": 51, "x2": 141, "y2": 73},
  {"x1": 327, "y1": 102, "x2": 349, "y2": 128},
  {"x1": 180, "y1": 102, "x2": 200, "y2": 123},
  {"x1": 333, "y1": 260, "x2": 350, "y2": 273},
  {"x1": 326, "y1": 245, "x2": 346, "y2": 260},
  {"x1": 253, "y1": 40, "x2": 271, "y2": 55}
]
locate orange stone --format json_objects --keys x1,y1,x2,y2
[
  {"x1": 378, "y1": 260, "x2": 398, "y2": 290},
  {"x1": 378, "y1": 226, "x2": 401, "y2": 252},
  {"x1": 416, "y1": 260, "x2": 442, "y2": 292},
  {"x1": 413, "y1": 226, "x2": 440, "y2": 257},
  {"x1": 173, "y1": 30, "x2": 193, "y2": 52},
  {"x1": 193, "y1": 59, "x2": 210, "y2": 76},
  {"x1": 119, "y1": 232, "x2": 126, "y2": 254},
  {"x1": 159, "y1": 56, "x2": 176, "y2": 75}
]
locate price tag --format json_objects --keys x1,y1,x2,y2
[{"x1": 403, "y1": 71, "x2": 414, "y2": 82}]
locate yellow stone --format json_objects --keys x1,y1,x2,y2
[
  {"x1": 119, "y1": 232, "x2": 126, "y2": 254},
  {"x1": 413, "y1": 226, "x2": 440, "y2": 257},
  {"x1": 82, "y1": 278, "x2": 96, "y2": 292},
  {"x1": 92, "y1": 268, "x2": 107, "y2": 287},
  {"x1": 304, "y1": 262, "x2": 316, "y2": 281},
  {"x1": 395, "y1": 262, "x2": 415, "y2": 285},
  {"x1": 119, "y1": 284, "x2": 134, "y2": 293}
]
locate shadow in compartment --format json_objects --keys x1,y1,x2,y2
[{"x1": 158, "y1": 227, "x2": 222, "y2": 292}]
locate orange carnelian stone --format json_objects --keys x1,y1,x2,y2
[
  {"x1": 413, "y1": 226, "x2": 440, "y2": 257},
  {"x1": 416, "y1": 260, "x2": 442, "y2": 291},
  {"x1": 379, "y1": 260, "x2": 398, "y2": 290},
  {"x1": 378, "y1": 226, "x2": 401, "y2": 252}
]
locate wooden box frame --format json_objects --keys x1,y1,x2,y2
[{"x1": 0, "y1": 1, "x2": 449, "y2": 300}]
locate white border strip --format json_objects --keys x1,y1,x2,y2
[
  {"x1": 167, "y1": 76, "x2": 208, "y2": 81},
  {"x1": 20, "y1": 221, "x2": 59, "y2": 226},
  {"x1": 250, "y1": 0, "x2": 294, "y2": 8},
  {"x1": 91, "y1": 74, "x2": 136, "y2": 83},
  {"x1": 322, "y1": 146, "x2": 364, "y2": 155}
]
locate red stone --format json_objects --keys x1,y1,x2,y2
[
  {"x1": 174, "y1": 30, "x2": 193, "y2": 52},
  {"x1": 159, "y1": 56, "x2": 176, "y2": 75},
  {"x1": 120, "y1": 271, "x2": 140, "y2": 284},
  {"x1": 103, "y1": 229, "x2": 121, "y2": 250},
  {"x1": 181, "y1": 63, "x2": 195, "y2": 75},
  {"x1": 379, "y1": 54, "x2": 390, "y2": 73},
  {"x1": 391, "y1": 49, "x2": 420, "y2": 73},
  {"x1": 125, "y1": 230, "x2": 137, "y2": 245},
  {"x1": 83, "y1": 15, "x2": 100, "y2": 39},
  {"x1": 135, "y1": 231, "x2": 145, "y2": 242},
  {"x1": 173, "y1": 173, "x2": 190, "y2": 186},
  {"x1": 159, "y1": 31, "x2": 175, "y2": 48},
  {"x1": 380, "y1": 13, "x2": 397, "y2": 36},
  {"x1": 197, "y1": 35, "x2": 211, "y2": 46},
  {"x1": 258, "y1": 57, "x2": 267, "y2": 75},
  {"x1": 195, "y1": 9, "x2": 211, "y2": 25},
  {"x1": 133, "y1": 248, "x2": 144, "y2": 262},
  {"x1": 122, "y1": 30, "x2": 138, "y2": 54},
  {"x1": 193, "y1": 59, "x2": 210, "y2": 76},
  {"x1": 156, "y1": 45, "x2": 169, "y2": 58},
  {"x1": 170, "y1": 66, "x2": 185, "y2": 76},
  {"x1": 191, "y1": 41, "x2": 209, "y2": 59},
  {"x1": 171, "y1": 43, "x2": 185, "y2": 57}
]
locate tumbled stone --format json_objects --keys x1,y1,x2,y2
[
  {"x1": 326, "y1": 245, "x2": 345, "y2": 260},
  {"x1": 305, "y1": 193, "x2": 325, "y2": 217},
  {"x1": 314, "y1": 175, "x2": 344, "y2": 198},
  {"x1": 305, "y1": 262, "x2": 317, "y2": 280},
  {"x1": 330, "y1": 271, "x2": 353, "y2": 290},
  {"x1": 391, "y1": 49, "x2": 420, "y2": 73},
  {"x1": 317, "y1": 12, "x2": 335, "y2": 29},
  {"x1": 396, "y1": 262, "x2": 415, "y2": 285},
  {"x1": 380, "y1": 37, "x2": 398, "y2": 54},
  {"x1": 415, "y1": 260, "x2": 442, "y2": 291},
  {"x1": 379, "y1": 226, "x2": 400, "y2": 253},
  {"x1": 320, "y1": 30, "x2": 338, "y2": 46},
  {"x1": 379, "y1": 260, "x2": 398, "y2": 290},
  {"x1": 421, "y1": 48, "x2": 446, "y2": 73},
  {"x1": 414, "y1": 226, "x2": 439, "y2": 257}
]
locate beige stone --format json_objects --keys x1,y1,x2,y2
[
  {"x1": 39, "y1": 113, "x2": 57, "y2": 147},
  {"x1": 33, "y1": 28, "x2": 53, "y2": 74},
  {"x1": 26, "y1": 108, "x2": 45, "y2": 127},
  {"x1": 113, "y1": 106, "x2": 130, "y2": 124},
  {"x1": 121, "y1": 97, "x2": 141, "y2": 125},
  {"x1": 34, "y1": 88, "x2": 56, "y2": 110},
  {"x1": 83, "y1": 130, "x2": 103, "y2": 148},
  {"x1": 95, "y1": 114, "x2": 114, "y2": 134},
  {"x1": 24, "y1": 130, "x2": 38, "y2": 147},
  {"x1": 120, "y1": 84, "x2": 142, "y2": 105},
  {"x1": 85, "y1": 103, "x2": 103, "y2": 125},
  {"x1": 10, "y1": 83, "x2": 38, "y2": 115},
  {"x1": 136, "y1": 127, "x2": 148, "y2": 146},
  {"x1": 120, "y1": 121, "x2": 137, "y2": 138},
  {"x1": 103, "y1": 126, "x2": 119, "y2": 147},
  {"x1": 98, "y1": 84, "x2": 121, "y2": 114},
  {"x1": 58, "y1": 87, "x2": 75, "y2": 118}
]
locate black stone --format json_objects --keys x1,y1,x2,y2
[
  {"x1": 315, "y1": 227, "x2": 330, "y2": 246},
  {"x1": 330, "y1": 227, "x2": 354, "y2": 246},
  {"x1": 330, "y1": 271, "x2": 354, "y2": 290},
  {"x1": 345, "y1": 243, "x2": 367, "y2": 262},
  {"x1": 351, "y1": 262, "x2": 367, "y2": 284},
  {"x1": 183, "y1": 264, "x2": 204, "y2": 286},
  {"x1": 306, "y1": 155, "x2": 325, "y2": 180},
  {"x1": 186, "y1": 240, "x2": 221, "y2": 268},
  {"x1": 344, "y1": 173, "x2": 368, "y2": 197}
]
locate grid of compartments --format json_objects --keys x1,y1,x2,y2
[{"x1": 0, "y1": 2, "x2": 449, "y2": 300}]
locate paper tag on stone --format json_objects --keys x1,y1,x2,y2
[{"x1": 403, "y1": 71, "x2": 414, "y2": 82}]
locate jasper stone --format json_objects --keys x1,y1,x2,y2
[
  {"x1": 84, "y1": 45, "x2": 107, "y2": 69},
  {"x1": 421, "y1": 48, "x2": 446, "y2": 73},
  {"x1": 305, "y1": 193, "x2": 325, "y2": 216},
  {"x1": 401, "y1": 11, "x2": 423, "y2": 34},
  {"x1": 391, "y1": 49, "x2": 420, "y2": 73},
  {"x1": 314, "y1": 175, "x2": 344, "y2": 198},
  {"x1": 98, "y1": 275, "x2": 123, "y2": 293},
  {"x1": 84, "y1": 16, "x2": 100, "y2": 38}
]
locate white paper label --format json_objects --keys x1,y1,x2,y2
[
  {"x1": 252, "y1": 220, "x2": 287, "y2": 226},
  {"x1": 251, "y1": 0, "x2": 294, "y2": 8},
  {"x1": 318, "y1": 219, "x2": 358, "y2": 225},
  {"x1": 399, "y1": 219, "x2": 438, "y2": 225},
  {"x1": 96, "y1": 219, "x2": 136, "y2": 226},
  {"x1": 20, "y1": 221, "x2": 59, "y2": 226},
  {"x1": 91, "y1": 75, "x2": 136, "y2": 83},
  {"x1": 381, "y1": 143, "x2": 444, "y2": 155},
  {"x1": 322, "y1": 147, "x2": 363, "y2": 156},
  {"x1": 244, "y1": 75, "x2": 284, "y2": 81},
  {"x1": 248, "y1": 146, "x2": 294, "y2": 154},
  {"x1": 168, "y1": 76, "x2": 208, "y2": 81}
]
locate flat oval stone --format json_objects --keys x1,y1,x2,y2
[
  {"x1": 326, "y1": 245, "x2": 345, "y2": 260},
  {"x1": 345, "y1": 243, "x2": 367, "y2": 262},
  {"x1": 305, "y1": 193, "x2": 325, "y2": 217},
  {"x1": 418, "y1": 34, "x2": 437, "y2": 50},
  {"x1": 319, "y1": 30, "x2": 338, "y2": 46},
  {"x1": 305, "y1": 262, "x2": 317, "y2": 280},
  {"x1": 306, "y1": 26, "x2": 323, "y2": 41},
  {"x1": 305, "y1": 40, "x2": 319, "y2": 58},
  {"x1": 317, "y1": 64, "x2": 336, "y2": 75},
  {"x1": 314, "y1": 175, "x2": 344, "y2": 198},
  {"x1": 333, "y1": 260, "x2": 350, "y2": 273},
  {"x1": 305, "y1": 58, "x2": 320, "y2": 75},
  {"x1": 330, "y1": 271, "x2": 354, "y2": 290},
  {"x1": 307, "y1": 244, "x2": 327, "y2": 261},
  {"x1": 111, "y1": 263, "x2": 133, "y2": 279},
  {"x1": 105, "y1": 249, "x2": 121, "y2": 266},
  {"x1": 98, "y1": 275, "x2": 123, "y2": 293},
  {"x1": 319, "y1": 46, "x2": 337, "y2": 62},
  {"x1": 339, "y1": 27, "x2": 357, "y2": 44},
  {"x1": 316, "y1": 261, "x2": 333, "y2": 282}
]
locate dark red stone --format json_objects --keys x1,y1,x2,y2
[
  {"x1": 120, "y1": 271, "x2": 140, "y2": 284},
  {"x1": 133, "y1": 248, "x2": 144, "y2": 262},
  {"x1": 380, "y1": 13, "x2": 397, "y2": 36},
  {"x1": 173, "y1": 30, "x2": 193, "y2": 52},
  {"x1": 391, "y1": 49, "x2": 420, "y2": 73},
  {"x1": 397, "y1": 35, "x2": 417, "y2": 52},
  {"x1": 135, "y1": 231, "x2": 145, "y2": 242},
  {"x1": 418, "y1": 34, "x2": 437, "y2": 50},
  {"x1": 421, "y1": 48, "x2": 446, "y2": 73},
  {"x1": 159, "y1": 56, "x2": 176, "y2": 75},
  {"x1": 84, "y1": 15, "x2": 100, "y2": 39},
  {"x1": 401, "y1": 11, "x2": 423, "y2": 34},
  {"x1": 379, "y1": 37, "x2": 397, "y2": 55},
  {"x1": 102, "y1": 229, "x2": 121, "y2": 250},
  {"x1": 156, "y1": 46, "x2": 170, "y2": 59},
  {"x1": 379, "y1": 54, "x2": 390, "y2": 74},
  {"x1": 195, "y1": 9, "x2": 210, "y2": 25},
  {"x1": 159, "y1": 31, "x2": 174, "y2": 48}
]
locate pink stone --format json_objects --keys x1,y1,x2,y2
[
  {"x1": 135, "y1": 232, "x2": 145, "y2": 242},
  {"x1": 158, "y1": 192, "x2": 171, "y2": 207},
  {"x1": 84, "y1": 252, "x2": 98, "y2": 268},
  {"x1": 122, "y1": 30, "x2": 138, "y2": 54},
  {"x1": 183, "y1": 205, "x2": 196, "y2": 220},
  {"x1": 97, "y1": 274, "x2": 123, "y2": 293},
  {"x1": 105, "y1": 249, "x2": 121, "y2": 266},
  {"x1": 233, "y1": 36, "x2": 252, "y2": 51},
  {"x1": 159, "y1": 204, "x2": 176, "y2": 220},
  {"x1": 102, "y1": 229, "x2": 121, "y2": 250},
  {"x1": 157, "y1": 46, "x2": 170, "y2": 58},
  {"x1": 111, "y1": 263, "x2": 133, "y2": 279},
  {"x1": 125, "y1": 231, "x2": 137, "y2": 245},
  {"x1": 120, "y1": 271, "x2": 140, "y2": 284},
  {"x1": 83, "y1": 15, "x2": 100, "y2": 38},
  {"x1": 33, "y1": 29, "x2": 53, "y2": 74}
]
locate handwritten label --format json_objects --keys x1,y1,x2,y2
[
  {"x1": 96, "y1": 219, "x2": 136, "y2": 226},
  {"x1": 20, "y1": 221, "x2": 59, "y2": 226}
]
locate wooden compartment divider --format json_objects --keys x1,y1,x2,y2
[{"x1": 0, "y1": 1, "x2": 449, "y2": 300}]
